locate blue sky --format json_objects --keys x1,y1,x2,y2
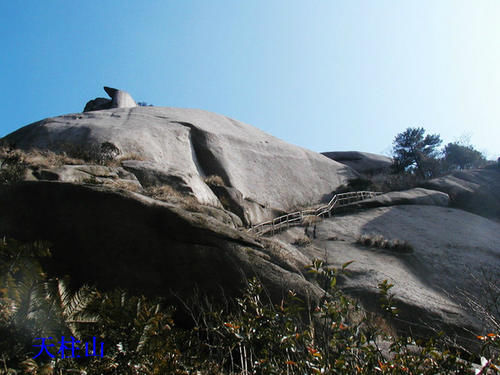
[{"x1": 1, "y1": 1, "x2": 499, "y2": 159}]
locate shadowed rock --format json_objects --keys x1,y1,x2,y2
[{"x1": 0, "y1": 181, "x2": 323, "y2": 303}]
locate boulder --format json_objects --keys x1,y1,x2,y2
[
  {"x1": 83, "y1": 97, "x2": 112, "y2": 112},
  {"x1": 422, "y1": 167, "x2": 500, "y2": 219},
  {"x1": 322, "y1": 151, "x2": 392, "y2": 175},
  {"x1": 84, "y1": 86, "x2": 137, "y2": 112},
  {"x1": 104, "y1": 86, "x2": 137, "y2": 109},
  {"x1": 4, "y1": 106, "x2": 358, "y2": 224}
]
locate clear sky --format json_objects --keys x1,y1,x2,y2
[{"x1": 1, "y1": 1, "x2": 499, "y2": 159}]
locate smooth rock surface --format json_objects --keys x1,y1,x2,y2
[
  {"x1": 349, "y1": 188, "x2": 450, "y2": 209},
  {"x1": 104, "y1": 86, "x2": 137, "y2": 109},
  {"x1": 322, "y1": 151, "x2": 392, "y2": 175},
  {"x1": 4, "y1": 106, "x2": 358, "y2": 224}
]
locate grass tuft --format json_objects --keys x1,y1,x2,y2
[{"x1": 356, "y1": 234, "x2": 413, "y2": 253}]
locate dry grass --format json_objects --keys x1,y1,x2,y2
[
  {"x1": 0, "y1": 147, "x2": 84, "y2": 168},
  {"x1": 203, "y1": 175, "x2": 225, "y2": 187},
  {"x1": 102, "y1": 179, "x2": 142, "y2": 193},
  {"x1": 356, "y1": 234, "x2": 413, "y2": 253},
  {"x1": 144, "y1": 184, "x2": 204, "y2": 212},
  {"x1": 302, "y1": 215, "x2": 320, "y2": 226},
  {"x1": 293, "y1": 236, "x2": 312, "y2": 247},
  {"x1": 181, "y1": 196, "x2": 205, "y2": 212},
  {"x1": 144, "y1": 185, "x2": 184, "y2": 201},
  {"x1": 106, "y1": 153, "x2": 146, "y2": 167}
]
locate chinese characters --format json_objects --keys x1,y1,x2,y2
[{"x1": 33, "y1": 336, "x2": 104, "y2": 359}]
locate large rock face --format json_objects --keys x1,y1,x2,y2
[
  {"x1": 4, "y1": 106, "x2": 358, "y2": 224},
  {"x1": 277, "y1": 205, "x2": 500, "y2": 340}
]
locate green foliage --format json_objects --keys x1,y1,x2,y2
[
  {"x1": 1, "y1": 240, "x2": 498, "y2": 374},
  {"x1": 392, "y1": 127, "x2": 442, "y2": 179},
  {"x1": 378, "y1": 279, "x2": 399, "y2": 317},
  {"x1": 443, "y1": 142, "x2": 487, "y2": 170}
]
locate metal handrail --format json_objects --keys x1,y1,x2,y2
[{"x1": 248, "y1": 191, "x2": 382, "y2": 235}]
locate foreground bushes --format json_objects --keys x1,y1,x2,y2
[{"x1": 0, "y1": 239, "x2": 498, "y2": 374}]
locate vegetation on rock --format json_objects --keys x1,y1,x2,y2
[
  {"x1": 0, "y1": 238, "x2": 498, "y2": 374},
  {"x1": 356, "y1": 234, "x2": 414, "y2": 253}
]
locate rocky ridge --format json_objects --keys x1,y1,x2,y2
[{"x1": 1, "y1": 87, "x2": 498, "y2": 346}]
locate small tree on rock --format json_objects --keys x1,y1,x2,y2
[{"x1": 391, "y1": 127, "x2": 442, "y2": 179}]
